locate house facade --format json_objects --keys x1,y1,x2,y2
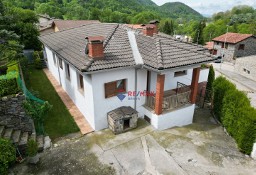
[
  {"x1": 40, "y1": 23, "x2": 215, "y2": 131},
  {"x1": 212, "y1": 33, "x2": 256, "y2": 62},
  {"x1": 235, "y1": 55, "x2": 256, "y2": 81}
]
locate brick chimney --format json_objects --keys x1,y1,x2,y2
[
  {"x1": 142, "y1": 20, "x2": 159, "y2": 36},
  {"x1": 149, "y1": 20, "x2": 160, "y2": 34},
  {"x1": 85, "y1": 36, "x2": 105, "y2": 59},
  {"x1": 142, "y1": 25, "x2": 155, "y2": 37}
]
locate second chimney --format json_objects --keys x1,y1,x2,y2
[
  {"x1": 142, "y1": 25, "x2": 155, "y2": 37},
  {"x1": 86, "y1": 36, "x2": 105, "y2": 59}
]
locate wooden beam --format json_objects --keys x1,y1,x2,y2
[{"x1": 155, "y1": 74, "x2": 165, "y2": 115}]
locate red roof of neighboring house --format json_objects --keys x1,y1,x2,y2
[
  {"x1": 205, "y1": 42, "x2": 214, "y2": 50},
  {"x1": 124, "y1": 24, "x2": 144, "y2": 30},
  {"x1": 53, "y1": 20, "x2": 101, "y2": 31},
  {"x1": 212, "y1": 32, "x2": 253, "y2": 44}
]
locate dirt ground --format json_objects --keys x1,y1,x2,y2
[{"x1": 11, "y1": 108, "x2": 256, "y2": 175}]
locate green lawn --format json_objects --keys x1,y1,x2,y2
[{"x1": 26, "y1": 68, "x2": 79, "y2": 139}]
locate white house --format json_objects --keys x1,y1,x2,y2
[{"x1": 39, "y1": 22, "x2": 215, "y2": 131}]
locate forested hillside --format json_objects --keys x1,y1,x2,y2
[
  {"x1": 2, "y1": 0, "x2": 203, "y2": 23},
  {"x1": 175, "y1": 5, "x2": 256, "y2": 45}
]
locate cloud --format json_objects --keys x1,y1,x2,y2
[{"x1": 151, "y1": 0, "x2": 256, "y2": 16}]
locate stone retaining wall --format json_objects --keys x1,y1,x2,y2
[{"x1": 0, "y1": 93, "x2": 33, "y2": 134}]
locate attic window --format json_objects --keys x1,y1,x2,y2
[{"x1": 174, "y1": 70, "x2": 187, "y2": 77}]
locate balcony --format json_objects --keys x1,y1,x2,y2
[{"x1": 146, "y1": 89, "x2": 191, "y2": 112}]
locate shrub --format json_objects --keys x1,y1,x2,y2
[
  {"x1": 213, "y1": 77, "x2": 256, "y2": 154},
  {"x1": 205, "y1": 65, "x2": 215, "y2": 101},
  {"x1": 0, "y1": 77, "x2": 19, "y2": 97},
  {"x1": 33, "y1": 51, "x2": 42, "y2": 69},
  {"x1": 213, "y1": 76, "x2": 236, "y2": 120},
  {"x1": 27, "y1": 139, "x2": 38, "y2": 157},
  {"x1": 34, "y1": 57, "x2": 42, "y2": 69},
  {"x1": 0, "y1": 138, "x2": 16, "y2": 175},
  {"x1": 7, "y1": 62, "x2": 19, "y2": 74}
]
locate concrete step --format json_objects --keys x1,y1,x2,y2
[
  {"x1": 12, "y1": 130, "x2": 21, "y2": 144},
  {"x1": 0, "y1": 126, "x2": 4, "y2": 137},
  {"x1": 3, "y1": 128, "x2": 13, "y2": 140},
  {"x1": 19, "y1": 132, "x2": 28, "y2": 146},
  {"x1": 37, "y1": 135, "x2": 44, "y2": 152}
]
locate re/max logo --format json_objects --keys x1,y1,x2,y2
[{"x1": 127, "y1": 91, "x2": 155, "y2": 97}]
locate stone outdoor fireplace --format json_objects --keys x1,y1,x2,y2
[{"x1": 107, "y1": 106, "x2": 138, "y2": 134}]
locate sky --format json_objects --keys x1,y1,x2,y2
[{"x1": 152, "y1": 0, "x2": 256, "y2": 16}]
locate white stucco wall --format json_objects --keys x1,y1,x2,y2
[
  {"x1": 251, "y1": 143, "x2": 256, "y2": 160},
  {"x1": 44, "y1": 47, "x2": 96, "y2": 129},
  {"x1": 149, "y1": 68, "x2": 209, "y2": 92},
  {"x1": 91, "y1": 68, "x2": 147, "y2": 130},
  {"x1": 142, "y1": 104, "x2": 195, "y2": 130},
  {"x1": 45, "y1": 47, "x2": 60, "y2": 83}
]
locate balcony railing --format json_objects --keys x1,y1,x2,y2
[{"x1": 146, "y1": 90, "x2": 191, "y2": 112}]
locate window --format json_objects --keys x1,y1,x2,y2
[
  {"x1": 66, "y1": 63, "x2": 71, "y2": 80},
  {"x1": 174, "y1": 70, "x2": 187, "y2": 77},
  {"x1": 238, "y1": 44, "x2": 245, "y2": 50},
  {"x1": 58, "y1": 58, "x2": 63, "y2": 69},
  {"x1": 104, "y1": 79, "x2": 126, "y2": 98},
  {"x1": 221, "y1": 42, "x2": 224, "y2": 48},
  {"x1": 225, "y1": 43, "x2": 228, "y2": 49},
  {"x1": 243, "y1": 68, "x2": 251, "y2": 74},
  {"x1": 77, "y1": 73, "x2": 84, "y2": 92},
  {"x1": 216, "y1": 42, "x2": 219, "y2": 45},
  {"x1": 53, "y1": 53, "x2": 56, "y2": 66}
]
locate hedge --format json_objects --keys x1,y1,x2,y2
[
  {"x1": 0, "y1": 138, "x2": 16, "y2": 175},
  {"x1": 0, "y1": 63, "x2": 19, "y2": 97},
  {"x1": 213, "y1": 76, "x2": 256, "y2": 154}
]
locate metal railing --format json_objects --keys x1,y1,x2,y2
[{"x1": 146, "y1": 90, "x2": 191, "y2": 112}]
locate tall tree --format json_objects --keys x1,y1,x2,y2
[
  {"x1": 192, "y1": 21, "x2": 206, "y2": 45},
  {"x1": 162, "y1": 20, "x2": 174, "y2": 35}
]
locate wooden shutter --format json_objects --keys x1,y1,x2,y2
[{"x1": 105, "y1": 81, "x2": 117, "y2": 98}]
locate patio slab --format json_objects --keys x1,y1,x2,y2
[{"x1": 11, "y1": 108, "x2": 256, "y2": 175}]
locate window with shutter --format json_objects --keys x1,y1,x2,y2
[{"x1": 105, "y1": 79, "x2": 126, "y2": 98}]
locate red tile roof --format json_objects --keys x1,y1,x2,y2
[
  {"x1": 205, "y1": 42, "x2": 214, "y2": 50},
  {"x1": 212, "y1": 32, "x2": 253, "y2": 44},
  {"x1": 53, "y1": 20, "x2": 100, "y2": 31}
]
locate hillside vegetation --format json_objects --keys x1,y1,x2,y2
[{"x1": 3, "y1": 0, "x2": 203, "y2": 23}]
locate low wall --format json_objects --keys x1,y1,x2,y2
[{"x1": 0, "y1": 93, "x2": 33, "y2": 133}]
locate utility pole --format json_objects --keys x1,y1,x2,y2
[
  {"x1": 220, "y1": 25, "x2": 229, "y2": 70},
  {"x1": 197, "y1": 29, "x2": 200, "y2": 45}
]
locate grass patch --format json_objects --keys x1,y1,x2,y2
[{"x1": 26, "y1": 68, "x2": 79, "y2": 139}]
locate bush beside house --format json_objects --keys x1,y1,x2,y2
[
  {"x1": 213, "y1": 76, "x2": 256, "y2": 154},
  {"x1": 0, "y1": 63, "x2": 20, "y2": 97}
]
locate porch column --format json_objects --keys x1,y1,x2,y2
[
  {"x1": 190, "y1": 67, "x2": 200, "y2": 104},
  {"x1": 155, "y1": 74, "x2": 165, "y2": 115}
]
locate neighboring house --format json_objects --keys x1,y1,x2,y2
[
  {"x1": 39, "y1": 19, "x2": 101, "y2": 35},
  {"x1": 235, "y1": 55, "x2": 256, "y2": 81},
  {"x1": 38, "y1": 14, "x2": 55, "y2": 35},
  {"x1": 212, "y1": 32, "x2": 256, "y2": 62},
  {"x1": 39, "y1": 22, "x2": 215, "y2": 131}
]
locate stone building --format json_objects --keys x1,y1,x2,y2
[
  {"x1": 212, "y1": 33, "x2": 256, "y2": 63},
  {"x1": 235, "y1": 55, "x2": 256, "y2": 81}
]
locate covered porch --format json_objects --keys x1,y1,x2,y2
[{"x1": 144, "y1": 67, "x2": 201, "y2": 115}]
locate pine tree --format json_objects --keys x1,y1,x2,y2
[
  {"x1": 192, "y1": 20, "x2": 206, "y2": 45},
  {"x1": 162, "y1": 20, "x2": 174, "y2": 35},
  {"x1": 205, "y1": 65, "x2": 215, "y2": 101}
]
